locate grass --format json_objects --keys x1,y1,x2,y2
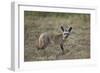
[{"x1": 24, "y1": 11, "x2": 90, "y2": 61}]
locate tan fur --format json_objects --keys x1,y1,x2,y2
[
  {"x1": 35, "y1": 26, "x2": 72, "y2": 54},
  {"x1": 36, "y1": 32, "x2": 64, "y2": 49}
]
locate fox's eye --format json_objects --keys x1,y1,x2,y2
[
  {"x1": 64, "y1": 32, "x2": 69, "y2": 35},
  {"x1": 64, "y1": 33, "x2": 68, "y2": 35},
  {"x1": 64, "y1": 33, "x2": 67, "y2": 35}
]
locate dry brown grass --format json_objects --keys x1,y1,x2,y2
[{"x1": 24, "y1": 11, "x2": 90, "y2": 61}]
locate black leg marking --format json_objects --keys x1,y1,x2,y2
[{"x1": 60, "y1": 44, "x2": 64, "y2": 54}]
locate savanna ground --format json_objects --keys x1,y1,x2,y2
[{"x1": 24, "y1": 11, "x2": 90, "y2": 62}]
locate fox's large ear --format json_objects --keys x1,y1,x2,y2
[
  {"x1": 61, "y1": 26, "x2": 64, "y2": 32},
  {"x1": 68, "y1": 27, "x2": 72, "y2": 32}
]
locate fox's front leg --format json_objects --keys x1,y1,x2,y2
[{"x1": 60, "y1": 44, "x2": 64, "y2": 54}]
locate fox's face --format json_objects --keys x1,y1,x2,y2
[{"x1": 61, "y1": 26, "x2": 72, "y2": 40}]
